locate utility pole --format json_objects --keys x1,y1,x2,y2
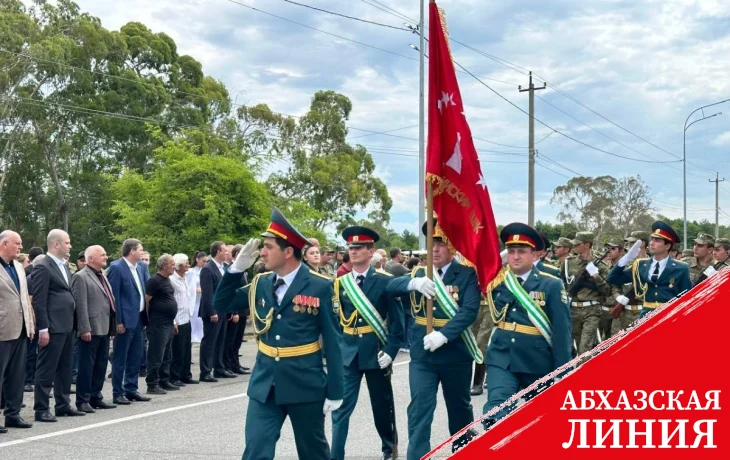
[
  {"x1": 519, "y1": 72, "x2": 546, "y2": 226},
  {"x1": 417, "y1": 0, "x2": 426, "y2": 250},
  {"x1": 710, "y1": 172, "x2": 725, "y2": 239}
]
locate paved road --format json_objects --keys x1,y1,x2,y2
[{"x1": 0, "y1": 341, "x2": 488, "y2": 459}]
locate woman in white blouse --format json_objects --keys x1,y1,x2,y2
[{"x1": 186, "y1": 251, "x2": 208, "y2": 343}]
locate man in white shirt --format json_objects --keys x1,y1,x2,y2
[{"x1": 169, "y1": 253, "x2": 197, "y2": 386}]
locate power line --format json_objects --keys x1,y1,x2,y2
[
  {"x1": 225, "y1": 0, "x2": 418, "y2": 61},
  {"x1": 347, "y1": 124, "x2": 418, "y2": 139},
  {"x1": 452, "y1": 60, "x2": 682, "y2": 165},
  {"x1": 362, "y1": 0, "x2": 418, "y2": 25},
  {"x1": 538, "y1": 152, "x2": 582, "y2": 177},
  {"x1": 535, "y1": 160, "x2": 572, "y2": 179},
  {"x1": 279, "y1": 0, "x2": 410, "y2": 31}
]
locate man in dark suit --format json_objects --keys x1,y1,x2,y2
[
  {"x1": 72, "y1": 246, "x2": 117, "y2": 413},
  {"x1": 23, "y1": 247, "x2": 44, "y2": 394},
  {"x1": 223, "y1": 244, "x2": 250, "y2": 376},
  {"x1": 0, "y1": 231, "x2": 36, "y2": 432},
  {"x1": 106, "y1": 239, "x2": 151, "y2": 405},
  {"x1": 199, "y1": 241, "x2": 234, "y2": 381},
  {"x1": 31, "y1": 229, "x2": 85, "y2": 421}
]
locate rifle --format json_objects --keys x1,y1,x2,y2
[
  {"x1": 693, "y1": 256, "x2": 730, "y2": 286},
  {"x1": 568, "y1": 248, "x2": 611, "y2": 298}
]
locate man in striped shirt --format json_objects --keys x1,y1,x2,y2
[{"x1": 169, "y1": 254, "x2": 198, "y2": 386}]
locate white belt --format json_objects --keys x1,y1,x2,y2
[
  {"x1": 626, "y1": 305, "x2": 643, "y2": 311},
  {"x1": 601, "y1": 306, "x2": 610, "y2": 312},
  {"x1": 571, "y1": 300, "x2": 600, "y2": 307}
]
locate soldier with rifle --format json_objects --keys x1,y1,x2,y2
[
  {"x1": 693, "y1": 237, "x2": 730, "y2": 286},
  {"x1": 560, "y1": 232, "x2": 611, "y2": 355}
]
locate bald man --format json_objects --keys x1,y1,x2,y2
[
  {"x1": 72, "y1": 246, "x2": 117, "y2": 412},
  {"x1": 32, "y1": 229, "x2": 85, "y2": 421},
  {"x1": 0, "y1": 231, "x2": 35, "y2": 431}
]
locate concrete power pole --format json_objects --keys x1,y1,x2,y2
[
  {"x1": 519, "y1": 72, "x2": 546, "y2": 226},
  {"x1": 710, "y1": 172, "x2": 725, "y2": 238}
]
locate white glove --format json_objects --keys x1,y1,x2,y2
[
  {"x1": 377, "y1": 352, "x2": 393, "y2": 369},
  {"x1": 409, "y1": 277, "x2": 436, "y2": 299},
  {"x1": 585, "y1": 262, "x2": 599, "y2": 277},
  {"x1": 500, "y1": 249, "x2": 508, "y2": 266},
  {"x1": 423, "y1": 330, "x2": 448, "y2": 352},
  {"x1": 615, "y1": 295, "x2": 629, "y2": 306},
  {"x1": 323, "y1": 398, "x2": 343, "y2": 414},
  {"x1": 618, "y1": 240, "x2": 642, "y2": 267},
  {"x1": 232, "y1": 238, "x2": 261, "y2": 272},
  {"x1": 703, "y1": 266, "x2": 718, "y2": 277}
]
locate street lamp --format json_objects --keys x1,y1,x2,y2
[{"x1": 683, "y1": 99, "x2": 729, "y2": 249}]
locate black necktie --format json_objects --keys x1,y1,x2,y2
[
  {"x1": 437, "y1": 268, "x2": 443, "y2": 277},
  {"x1": 651, "y1": 263, "x2": 660, "y2": 283},
  {"x1": 272, "y1": 277, "x2": 285, "y2": 303},
  {"x1": 356, "y1": 274, "x2": 365, "y2": 288}
]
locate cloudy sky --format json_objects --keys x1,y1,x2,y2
[{"x1": 73, "y1": 0, "x2": 730, "y2": 238}]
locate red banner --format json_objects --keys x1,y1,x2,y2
[
  {"x1": 435, "y1": 273, "x2": 730, "y2": 458},
  {"x1": 426, "y1": 1, "x2": 501, "y2": 291}
]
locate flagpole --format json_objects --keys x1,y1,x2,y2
[
  {"x1": 426, "y1": 181, "x2": 434, "y2": 334},
  {"x1": 418, "y1": 0, "x2": 426, "y2": 251}
]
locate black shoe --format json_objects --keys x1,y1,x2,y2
[
  {"x1": 139, "y1": 368, "x2": 147, "y2": 378},
  {"x1": 35, "y1": 411, "x2": 57, "y2": 422},
  {"x1": 23, "y1": 384, "x2": 33, "y2": 393},
  {"x1": 147, "y1": 386, "x2": 167, "y2": 395},
  {"x1": 113, "y1": 396, "x2": 131, "y2": 405},
  {"x1": 76, "y1": 403, "x2": 96, "y2": 414},
  {"x1": 214, "y1": 370, "x2": 236, "y2": 378},
  {"x1": 0, "y1": 425, "x2": 6, "y2": 433},
  {"x1": 182, "y1": 378, "x2": 199, "y2": 384},
  {"x1": 4, "y1": 416, "x2": 32, "y2": 428},
  {"x1": 381, "y1": 453, "x2": 393, "y2": 460},
  {"x1": 169, "y1": 380, "x2": 186, "y2": 387},
  {"x1": 470, "y1": 386, "x2": 484, "y2": 396},
  {"x1": 90, "y1": 400, "x2": 117, "y2": 409},
  {"x1": 56, "y1": 407, "x2": 86, "y2": 417},
  {"x1": 159, "y1": 382, "x2": 180, "y2": 391},
  {"x1": 233, "y1": 366, "x2": 252, "y2": 375},
  {"x1": 199, "y1": 375, "x2": 218, "y2": 383},
  {"x1": 126, "y1": 391, "x2": 152, "y2": 402}
]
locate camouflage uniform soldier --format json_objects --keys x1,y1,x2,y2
[
  {"x1": 469, "y1": 295, "x2": 494, "y2": 396},
  {"x1": 681, "y1": 249, "x2": 693, "y2": 261},
  {"x1": 609, "y1": 231, "x2": 647, "y2": 335},
  {"x1": 688, "y1": 233, "x2": 715, "y2": 286},
  {"x1": 598, "y1": 241, "x2": 624, "y2": 342},
  {"x1": 669, "y1": 243, "x2": 682, "y2": 260},
  {"x1": 713, "y1": 238, "x2": 730, "y2": 271},
  {"x1": 560, "y1": 232, "x2": 611, "y2": 355},
  {"x1": 552, "y1": 237, "x2": 574, "y2": 287}
]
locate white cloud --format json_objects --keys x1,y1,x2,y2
[{"x1": 712, "y1": 131, "x2": 730, "y2": 146}]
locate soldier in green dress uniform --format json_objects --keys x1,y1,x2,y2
[
  {"x1": 330, "y1": 226, "x2": 404, "y2": 460},
  {"x1": 607, "y1": 221, "x2": 691, "y2": 318},
  {"x1": 386, "y1": 219, "x2": 481, "y2": 459},
  {"x1": 213, "y1": 208, "x2": 344, "y2": 460},
  {"x1": 481, "y1": 222, "x2": 572, "y2": 428}
]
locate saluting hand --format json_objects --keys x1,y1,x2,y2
[{"x1": 232, "y1": 238, "x2": 261, "y2": 272}]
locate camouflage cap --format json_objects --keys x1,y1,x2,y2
[
  {"x1": 604, "y1": 240, "x2": 623, "y2": 248},
  {"x1": 569, "y1": 231, "x2": 594, "y2": 245},
  {"x1": 682, "y1": 249, "x2": 694, "y2": 258},
  {"x1": 715, "y1": 238, "x2": 730, "y2": 249},
  {"x1": 671, "y1": 243, "x2": 682, "y2": 253},
  {"x1": 625, "y1": 230, "x2": 650, "y2": 244},
  {"x1": 693, "y1": 233, "x2": 715, "y2": 245},
  {"x1": 552, "y1": 237, "x2": 574, "y2": 248}
]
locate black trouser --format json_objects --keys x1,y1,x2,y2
[
  {"x1": 170, "y1": 323, "x2": 192, "y2": 382},
  {"x1": 223, "y1": 317, "x2": 244, "y2": 371},
  {"x1": 199, "y1": 317, "x2": 221, "y2": 377},
  {"x1": 145, "y1": 321, "x2": 174, "y2": 388},
  {"x1": 24, "y1": 333, "x2": 38, "y2": 385},
  {"x1": 75, "y1": 335, "x2": 110, "y2": 405},
  {"x1": 213, "y1": 317, "x2": 228, "y2": 375},
  {"x1": 34, "y1": 331, "x2": 74, "y2": 413},
  {"x1": 0, "y1": 330, "x2": 28, "y2": 417}
]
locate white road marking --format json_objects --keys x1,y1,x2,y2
[{"x1": 0, "y1": 393, "x2": 248, "y2": 449}]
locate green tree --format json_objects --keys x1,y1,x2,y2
[
  {"x1": 267, "y1": 91, "x2": 392, "y2": 229},
  {"x1": 111, "y1": 129, "x2": 270, "y2": 257}
]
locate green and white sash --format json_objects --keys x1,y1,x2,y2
[
  {"x1": 339, "y1": 274, "x2": 388, "y2": 344},
  {"x1": 503, "y1": 269, "x2": 553, "y2": 345},
  {"x1": 432, "y1": 274, "x2": 484, "y2": 364}
]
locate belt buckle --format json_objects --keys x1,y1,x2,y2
[
  {"x1": 271, "y1": 347, "x2": 279, "y2": 358},
  {"x1": 508, "y1": 322, "x2": 517, "y2": 332},
  {"x1": 353, "y1": 327, "x2": 359, "y2": 335}
]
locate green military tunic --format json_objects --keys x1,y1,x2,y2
[{"x1": 214, "y1": 265, "x2": 344, "y2": 460}]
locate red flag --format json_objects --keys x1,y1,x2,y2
[{"x1": 426, "y1": 2, "x2": 501, "y2": 291}]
